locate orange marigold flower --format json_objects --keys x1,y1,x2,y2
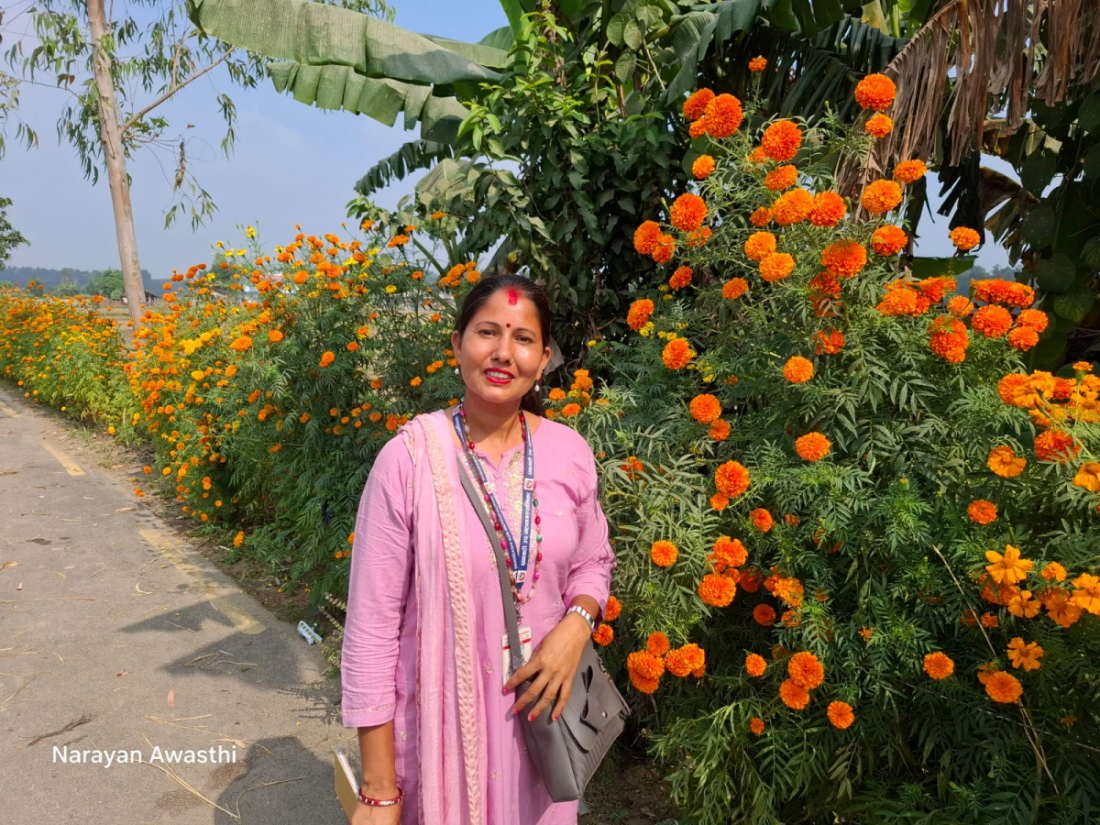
[
  {"x1": 772, "y1": 188, "x2": 818, "y2": 226},
  {"x1": 1015, "y1": 309, "x2": 1048, "y2": 332},
  {"x1": 760, "y1": 252, "x2": 796, "y2": 282},
  {"x1": 723, "y1": 278, "x2": 749, "y2": 300},
  {"x1": 633, "y1": 221, "x2": 663, "y2": 255},
  {"x1": 973, "y1": 278, "x2": 1034, "y2": 308},
  {"x1": 783, "y1": 356, "x2": 814, "y2": 383},
  {"x1": 821, "y1": 239, "x2": 868, "y2": 278},
  {"x1": 865, "y1": 113, "x2": 893, "y2": 138},
  {"x1": 967, "y1": 499, "x2": 998, "y2": 525},
  {"x1": 750, "y1": 717, "x2": 765, "y2": 735},
  {"x1": 709, "y1": 419, "x2": 731, "y2": 441},
  {"x1": 981, "y1": 612, "x2": 999, "y2": 629},
  {"x1": 929, "y1": 316, "x2": 970, "y2": 362},
  {"x1": 1034, "y1": 429, "x2": 1079, "y2": 464},
  {"x1": 688, "y1": 117, "x2": 707, "y2": 140},
  {"x1": 814, "y1": 328, "x2": 845, "y2": 355},
  {"x1": 748, "y1": 57, "x2": 767, "y2": 72},
  {"x1": 665, "y1": 643, "x2": 705, "y2": 678},
  {"x1": 746, "y1": 653, "x2": 767, "y2": 677},
  {"x1": 972, "y1": 304, "x2": 1012, "y2": 338},
  {"x1": 764, "y1": 164, "x2": 798, "y2": 191},
  {"x1": 893, "y1": 159, "x2": 928, "y2": 184},
  {"x1": 949, "y1": 226, "x2": 980, "y2": 251},
  {"x1": 662, "y1": 337, "x2": 694, "y2": 369},
  {"x1": 985, "y1": 670, "x2": 1023, "y2": 703},
  {"x1": 346, "y1": 340, "x2": 359, "y2": 352},
  {"x1": 704, "y1": 93, "x2": 744, "y2": 138},
  {"x1": 809, "y1": 191, "x2": 847, "y2": 227},
  {"x1": 651, "y1": 540, "x2": 679, "y2": 567},
  {"x1": 1074, "y1": 361, "x2": 1094, "y2": 373},
  {"x1": 670, "y1": 193, "x2": 707, "y2": 232},
  {"x1": 626, "y1": 650, "x2": 664, "y2": 693},
  {"x1": 698, "y1": 573, "x2": 737, "y2": 607},
  {"x1": 855, "y1": 73, "x2": 897, "y2": 111},
  {"x1": 234, "y1": 531, "x2": 245, "y2": 547},
  {"x1": 788, "y1": 651, "x2": 824, "y2": 689},
  {"x1": 627, "y1": 298, "x2": 655, "y2": 331},
  {"x1": 1073, "y1": 462, "x2": 1100, "y2": 492},
  {"x1": 753, "y1": 603, "x2": 777, "y2": 626},
  {"x1": 715, "y1": 460, "x2": 750, "y2": 497},
  {"x1": 861, "y1": 179, "x2": 903, "y2": 214},
  {"x1": 827, "y1": 701, "x2": 855, "y2": 729},
  {"x1": 859, "y1": 627, "x2": 873, "y2": 642},
  {"x1": 692, "y1": 154, "x2": 716, "y2": 179},
  {"x1": 710, "y1": 493, "x2": 729, "y2": 511},
  {"x1": 923, "y1": 651, "x2": 954, "y2": 680},
  {"x1": 779, "y1": 678, "x2": 811, "y2": 710},
  {"x1": 712, "y1": 536, "x2": 748, "y2": 568},
  {"x1": 230, "y1": 335, "x2": 253, "y2": 352},
  {"x1": 548, "y1": 387, "x2": 567, "y2": 402},
  {"x1": 561, "y1": 403, "x2": 582, "y2": 418},
  {"x1": 744, "y1": 232, "x2": 777, "y2": 262},
  {"x1": 592, "y1": 623, "x2": 614, "y2": 646},
  {"x1": 988, "y1": 445, "x2": 1026, "y2": 478},
  {"x1": 1041, "y1": 562, "x2": 1067, "y2": 582},
  {"x1": 1071, "y1": 573, "x2": 1100, "y2": 615},
  {"x1": 268, "y1": 329, "x2": 285, "y2": 343},
  {"x1": 652, "y1": 234, "x2": 676, "y2": 264},
  {"x1": 986, "y1": 544, "x2": 1034, "y2": 585},
  {"x1": 670, "y1": 266, "x2": 693, "y2": 290},
  {"x1": 761, "y1": 120, "x2": 802, "y2": 161},
  {"x1": 690, "y1": 393, "x2": 722, "y2": 424},
  {"x1": 871, "y1": 225, "x2": 908, "y2": 256},
  {"x1": 751, "y1": 508, "x2": 774, "y2": 532},
  {"x1": 647, "y1": 631, "x2": 671, "y2": 657},
  {"x1": 795, "y1": 432, "x2": 831, "y2": 461},
  {"x1": 604, "y1": 595, "x2": 622, "y2": 622},
  {"x1": 750, "y1": 207, "x2": 772, "y2": 227},
  {"x1": 1008, "y1": 327, "x2": 1040, "y2": 352},
  {"x1": 947, "y1": 296, "x2": 975, "y2": 316},
  {"x1": 682, "y1": 88, "x2": 715, "y2": 121},
  {"x1": 1007, "y1": 637, "x2": 1044, "y2": 671},
  {"x1": 319, "y1": 351, "x2": 336, "y2": 368}
]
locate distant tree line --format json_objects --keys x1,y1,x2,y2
[{"x1": 0, "y1": 265, "x2": 165, "y2": 298}]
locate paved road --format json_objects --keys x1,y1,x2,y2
[{"x1": 0, "y1": 385, "x2": 352, "y2": 824}]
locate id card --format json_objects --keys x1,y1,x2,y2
[{"x1": 501, "y1": 626, "x2": 533, "y2": 687}]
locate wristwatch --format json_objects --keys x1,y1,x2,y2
[{"x1": 566, "y1": 604, "x2": 596, "y2": 632}]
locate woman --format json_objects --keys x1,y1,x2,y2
[{"x1": 341, "y1": 273, "x2": 617, "y2": 824}]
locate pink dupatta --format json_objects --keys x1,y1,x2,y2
[{"x1": 402, "y1": 409, "x2": 488, "y2": 825}]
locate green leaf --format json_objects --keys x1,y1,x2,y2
[
  {"x1": 910, "y1": 255, "x2": 975, "y2": 280},
  {"x1": 624, "y1": 19, "x2": 645, "y2": 50},
  {"x1": 607, "y1": 14, "x2": 628, "y2": 48},
  {"x1": 1084, "y1": 144, "x2": 1100, "y2": 180},
  {"x1": 1019, "y1": 149, "x2": 1057, "y2": 195},
  {"x1": 352, "y1": 139, "x2": 454, "y2": 197},
  {"x1": 1082, "y1": 237, "x2": 1100, "y2": 269},
  {"x1": 1021, "y1": 204, "x2": 1056, "y2": 248},
  {"x1": 615, "y1": 52, "x2": 637, "y2": 84},
  {"x1": 1078, "y1": 93, "x2": 1100, "y2": 134},
  {"x1": 1053, "y1": 291, "x2": 1094, "y2": 323},
  {"x1": 1034, "y1": 253, "x2": 1076, "y2": 292}
]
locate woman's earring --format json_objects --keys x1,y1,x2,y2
[{"x1": 454, "y1": 366, "x2": 460, "y2": 375}]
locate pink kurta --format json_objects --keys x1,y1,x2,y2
[{"x1": 342, "y1": 409, "x2": 616, "y2": 824}]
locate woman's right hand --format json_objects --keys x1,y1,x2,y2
[{"x1": 350, "y1": 799, "x2": 401, "y2": 825}]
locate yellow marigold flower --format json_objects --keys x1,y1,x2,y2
[
  {"x1": 871, "y1": 225, "x2": 908, "y2": 256},
  {"x1": 808, "y1": 191, "x2": 846, "y2": 227},
  {"x1": 855, "y1": 73, "x2": 897, "y2": 111},
  {"x1": 669, "y1": 266, "x2": 693, "y2": 290},
  {"x1": 827, "y1": 701, "x2": 855, "y2": 729},
  {"x1": 647, "y1": 631, "x2": 671, "y2": 657},
  {"x1": 651, "y1": 540, "x2": 679, "y2": 567},
  {"x1": 592, "y1": 623, "x2": 614, "y2": 646},
  {"x1": 652, "y1": 234, "x2": 676, "y2": 264},
  {"x1": 714, "y1": 460, "x2": 750, "y2": 497},
  {"x1": 692, "y1": 154, "x2": 716, "y2": 179},
  {"x1": 821, "y1": 239, "x2": 867, "y2": 278},
  {"x1": 1071, "y1": 573, "x2": 1100, "y2": 615},
  {"x1": 985, "y1": 544, "x2": 1034, "y2": 586},
  {"x1": 749, "y1": 56, "x2": 767, "y2": 72},
  {"x1": 947, "y1": 296, "x2": 974, "y2": 317},
  {"x1": 949, "y1": 226, "x2": 980, "y2": 251},
  {"x1": 750, "y1": 717, "x2": 765, "y2": 735},
  {"x1": 865, "y1": 113, "x2": 893, "y2": 138},
  {"x1": 1007, "y1": 638, "x2": 1043, "y2": 671},
  {"x1": 771, "y1": 188, "x2": 814, "y2": 225},
  {"x1": 760, "y1": 252, "x2": 795, "y2": 282},
  {"x1": 1041, "y1": 561, "x2": 1067, "y2": 582},
  {"x1": 988, "y1": 445, "x2": 1026, "y2": 478},
  {"x1": 779, "y1": 678, "x2": 810, "y2": 709},
  {"x1": 604, "y1": 595, "x2": 622, "y2": 621},
  {"x1": 722, "y1": 278, "x2": 749, "y2": 300},
  {"x1": 689, "y1": 393, "x2": 722, "y2": 424},
  {"x1": 703, "y1": 93, "x2": 744, "y2": 138},
  {"x1": 561, "y1": 403, "x2": 582, "y2": 418},
  {"x1": 1072, "y1": 462, "x2": 1100, "y2": 492},
  {"x1": 795, "y1": 432, "x2": 830, "y2": 461},
  {"x1": 750, "y1": 206, "x2": 772, "y2": 227},
  {"x1": 750, "y1": 508, "x2": 774, "y2": 532},
  {"x1": 319, "y1": 351, "x2": 336, "y2": 368},
  {"x1": 745, "y1": 653, "x2": 767, "y2": 676},
  {"x1": 967, "y1": 499, "x2": 998, "y2": 525},
  {"x1": 709, "y1": 419, "x2": 731, "y2": 441},
  {"x1": 760, "y1": 120, "x2": 802, "y2": 162},
  {"x1": 744, "y1": 232, "x2": 777, "y2": 262},
  {"x1": 923, "y1": 651, "x2": 954, "y2": 679},
  {"x1": 670, "y1": 193, "x2": 707, "y2": 232},
  {"x1": 985, "y1": 670, "x2": 1023, "y2": 703},
  {"x1": 633, "y1": 221, "x2": 663, "y2": 255},
  {"x1": 893, "y1": 159, "x2": 928, "y2": 184},
  {"x1": 682, "y1": 88, "x2": 715, "y2": 121},
  {"x1": 661, "y1": 337, "x2": 694, "y2": 369},
  {"x1": 861, "y1": 179, "x2": 903, "y2": 214},
  {"x1": 783, "y1": 356, "x2": 814, "y2": 383},
  {"x1": 764, "y1": 164, "x2": 798, "y2": 191}
]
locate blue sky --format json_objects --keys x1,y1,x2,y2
[{"x1": 2, "y1": 0, "x2": 1012, "y2": 280}]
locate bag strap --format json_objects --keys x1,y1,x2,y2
[{"x1": 457, "y1": 459, "x2": 527, "y2": 677}]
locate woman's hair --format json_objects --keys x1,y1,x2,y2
[{"x1": 454, "y1": 273, "x2": 552, "y2": 416}]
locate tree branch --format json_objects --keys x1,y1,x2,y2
[{"x1": 121, "y1": 46, "x2": 235, "y2": 136}]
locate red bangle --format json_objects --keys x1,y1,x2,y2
[{"x1": 357, "y1": 786, "x2": 403, "y2": 807}]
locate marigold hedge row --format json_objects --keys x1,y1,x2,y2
[{"x1": 563, "y1": 74, "x2": 1100, "y2": 824}]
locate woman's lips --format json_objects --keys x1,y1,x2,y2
[{"x1": 485, "y1": 370, "x2": 513, "y2": 384}]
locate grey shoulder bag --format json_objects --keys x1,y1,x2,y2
[{"x1": 457, "y1": 461, "x2": 629, "y2": 802}]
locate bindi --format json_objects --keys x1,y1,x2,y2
[
  {"x1": 507, "y1": 288, "x2": 519, "y2": 306},
  {"x1": 506, "y1": 323, "x2": 511, "y2": 328}
]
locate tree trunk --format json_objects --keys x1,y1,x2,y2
[{"x1": 87, "y1": 0, "x2": 145, "y2": 328}]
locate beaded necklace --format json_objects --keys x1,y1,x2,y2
[{"x1": 452, "y1": 400, "x2": 544, "y2": 605}]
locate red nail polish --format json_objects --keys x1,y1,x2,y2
[
  {"x1": 528, "y1": 714, "x2": 535, "y2": 721},
  {"x1": 513, "y1": 707, "x2": 520, "y2": 714},
  {"x1": 552, "y1": 714, "x2": 559, "y2": 721}
]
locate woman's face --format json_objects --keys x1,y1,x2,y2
[{"x1": 452, "y1": 288, "x2": 551, "y2": 409}]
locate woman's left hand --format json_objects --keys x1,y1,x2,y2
[{"x1": 504, "y1": 613, "x2": 591, "y2": 722}]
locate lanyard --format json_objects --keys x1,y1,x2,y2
[{"x1": 452, "y1": 407, "x2": 535, "y2": 583}]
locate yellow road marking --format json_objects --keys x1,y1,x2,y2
[
  {"x1": 139, "y1": 529, "x2": 266, "y2": 635},
  {"x1": 0, "y1": 400, "x2": 20, "y2": 417},
  {"x1": 40, "y1": 440, "x2": 85, "y2": 476}
]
